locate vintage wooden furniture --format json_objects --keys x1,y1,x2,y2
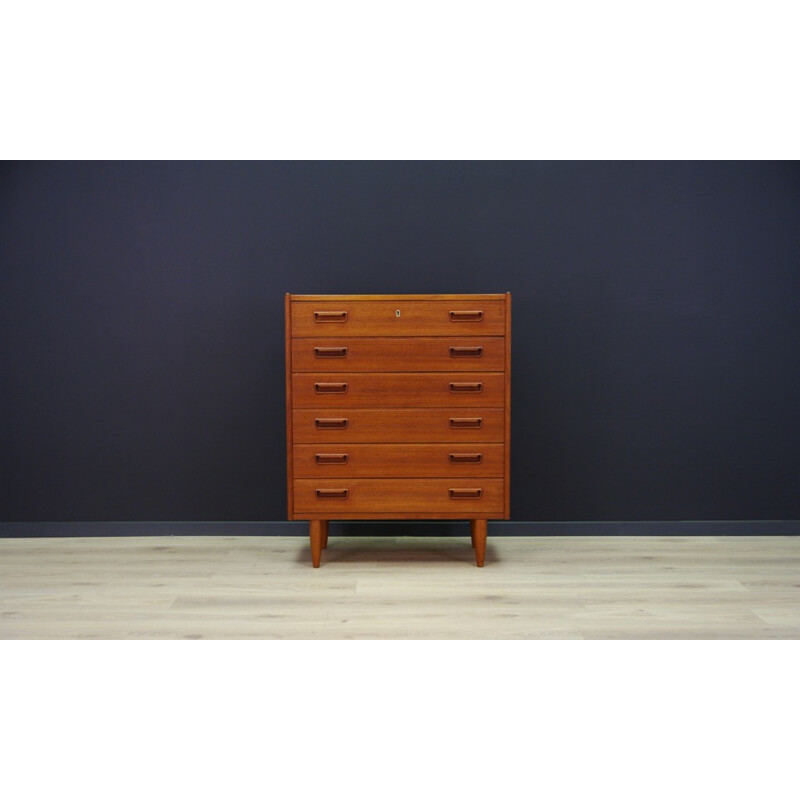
[{"x1": 285, "y1": 293, "x2": 511, "y2": 567}]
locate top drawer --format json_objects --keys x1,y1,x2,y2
[{"x1": 291, "y1": 300, "x2": 506, "y2": 337}]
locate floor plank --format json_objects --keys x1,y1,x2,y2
[{"x1": 0, "y1": 535, "x2": 798, "y2": 639}]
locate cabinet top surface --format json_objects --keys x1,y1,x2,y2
[{"x1": 289, "y1": 293, "x2": 510, "y2": 301}]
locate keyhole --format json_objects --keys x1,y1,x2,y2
[{"x1": 395, "y1": 309, "x2": 401, "y2": 317}]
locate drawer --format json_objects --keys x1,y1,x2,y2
[
  {"x1": 293, "y1": 443, "x2": 504, "y2": 477},
  {"x1": 291, "y1": 300, "x2": 506, "y2": 337},
  {"x1": 293, "y1": 478, "x2": 504, "y2": 514},
  {"x1": 291, "y1": 336, "x2": 505, "y2": 372},
  {"x1": 292, "y1": 408, "x2": 505, "y2": 442},
  {"x1": 292, "y1": 372, "x2": 504, "y2": 408}
]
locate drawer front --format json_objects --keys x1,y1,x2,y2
[
  {"x1": 294, "y1": 478, "x2": 504, "y2": 513},
  {"x1": 293, "y1": 408, "x2": 505, "y2": 443},
  {"x1": 292, "y1": 336, "x2": 505, "y2": 372},
  {"x1": 291, "y1": 300, "x2": 506, "y2": 337},
  {"x1": 292, "y1": 372, "x2": 504, "y2": 408},
  {"x1": 293, "y1": 443, "x2": 504, "y2": 478}
]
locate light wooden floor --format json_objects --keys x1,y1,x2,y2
[{"x1": 1, "y1": 535, "x2": 798, "y2": 639}]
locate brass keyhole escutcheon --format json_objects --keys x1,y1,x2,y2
[{"x1": 395, "y1": 309, "x2": 401, "y2": 317}]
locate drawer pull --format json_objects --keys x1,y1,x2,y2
[
  {"x1": 449, "y1": 310, "x2": 483, "y2": 322},
  {"x1": 449, "y1": 453, "x2": 483, "y2": 464},
  {"x1": 449, "y1": 488, "x2": 483, "y2": 499},
  {"x1": 449, "y1": 417, "x2": 483, "y2": 429},
  {"x1": 314, "y1": 310, "x2": 348, "y2": 323},
  {"x1": 314, "y1": 346, "x2": 348, "y2": 359},
  {"x1": 449, "y1": 346, "x2": 483, "y2": 358},
  {"x1": 314, "y1": 382, "x2": 348, "y2": 394},
  {"x1": 316, "y1": 488, "x2": 349, "y2": 499},
  {"x1": 315, "y1": 453, "x2": 349, "y2": 465},
  {"x1": 450, "y1": 382, "x2": 483, "y2": 393},
  {"x1": 315, "y1": 418, "x2": 348, "y2": 429}
]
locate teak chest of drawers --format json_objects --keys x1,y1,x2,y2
[{"x1": 285, "y1": 293, "x2": 511, "y2": 567}]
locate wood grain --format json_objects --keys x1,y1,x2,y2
[
  {"x1": 292, "y1": 512, "x2": 508, "y2": 520},
  {"x1": 289, "y1": 294, "x2": 509, "y2": 302},
  {"x1": 287, "y1": 292, "x2": 510, "y2": 565},
  {"x1": 291, "y1": 300, "x2": 506, "y2": 337},
  {"x1": 309, "y1": 520, "x2": 325, "y2": 567},
  {"x1": 504, "y1": 291, "x2": 511, "y2": 519},
  {"x1": 285, "y1": 294, "x2": 294, "y2": 519},
  {"x1": 291, "y1": 336, "x2": 505, "y2": 372},
  {"x1": 2, "y1": 535, "x2": 798, "y2": 639},
  {"x1": 292, "y1": 408, "x2": 505, "y2": 443},
  {"x1": 293, "y1": 443, "x2": 504, "y2": 477},
  {"x1": 293, "y1": 478, "x2": 504, "y2": 514},
  {"x1": 292, "y1": 372, "x2": 504, "y2": 408},
  {"x1": 320, "y1": 520, "x2": 329, "y2": 549},
  {"x1": 472, "y1": 519, "x2": 487, "y2": 566}
]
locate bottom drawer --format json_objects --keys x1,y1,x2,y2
[{"x1": 293, "y1": 478, "x2": 504, "y2": 514}]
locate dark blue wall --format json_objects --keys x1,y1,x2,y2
[{"x1": 1, "y1": 161, "x2": 798, "y2": 522}]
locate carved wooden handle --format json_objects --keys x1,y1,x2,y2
[
  {"x1": 449, "y1": 310, "x2": 483, "y2": 322},
  {"x1": 314, "y1": 382, "x2": 348, "y2": 393},
  {"x1": 316, "y1": 488, "x2": 349, "y2": 499},
  {"x1": 449, "y1": 346, "x2": 483, "y2": 358},
  {"x1": 449, "y1": 488, "x2": 483, "y2": 499},
  {"x1": 314, "y1": 346, "x2": 348, "y2": 358},
  {"x1": 314, "y1": 310, "x2": 348, "y2": 322},
  {"x1": 314, "y1": 418, "x2": 348, "y2": 429},
  {"x1": 449, "y1": 417, "x2": 483, "y2": 429},
  {"x1": 449, "y1": 382, "x2": 483, "y2": 393},
  {"x1": 314, "y1": 453, "x2": 349, "y2": 464},
  {"x1": 449, "y1": 453, "x2": 483, "y2": 464}
]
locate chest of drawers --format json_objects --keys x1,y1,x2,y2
[{"x1": 285, "y1": 293, "x2": 511, "y2": 567}]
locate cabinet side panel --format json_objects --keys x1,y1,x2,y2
[
  {"x1": 504, "y1": 292, "x2": 511, "y2": 518},
  {"x1": 285, "y1": 293, "x2": 294, "y2": 519}
]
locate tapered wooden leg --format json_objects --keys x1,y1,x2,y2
[
  {"x1": 469, "y1": 520, "x2": 476, "y2": 549},
  {"x1": 472, "y1": 519, "x2": 487, "y2": 567},
  {"x1": 309, "y1": 520, "x2": 324, "y2": 568},
  {"x1": 321, "y1": 520, "x2": 329, "y2": 549}
]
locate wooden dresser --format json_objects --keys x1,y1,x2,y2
[{"x1": 285, "y1": 293, "x2": 511, "y2": 567}]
